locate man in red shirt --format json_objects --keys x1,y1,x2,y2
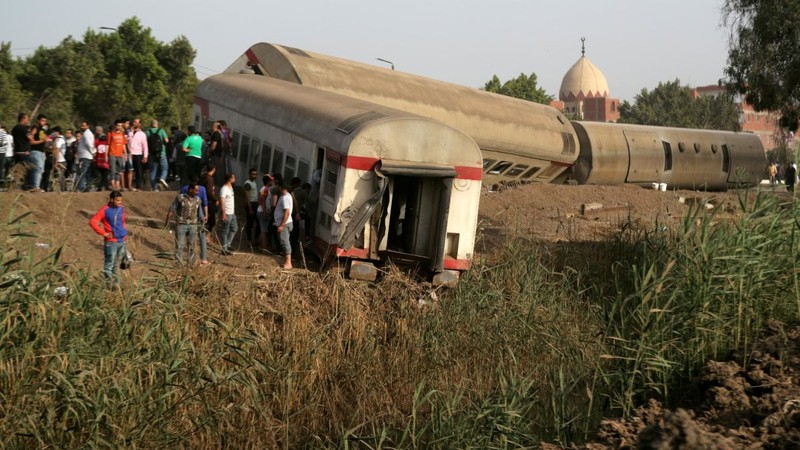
[{"x1": 107, "y1": 120, "x2": 128, "y2": 191}]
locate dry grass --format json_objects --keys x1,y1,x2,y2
[{"x1": 0, "y1": 191, "x2": 798, "y2": 448}]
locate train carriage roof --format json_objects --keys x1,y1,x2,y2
[
  {"x1": 224, "y1": 43, "x2": 577, "y2": 162},
  {"x1": 196, "y1": 74, "x2": 482, "y2": 169}
]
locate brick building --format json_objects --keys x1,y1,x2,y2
[{"x1": 691, "y1": 84, "x2": 780, "y2": 151}]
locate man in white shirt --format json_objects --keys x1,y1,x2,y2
[
  {"x1": 75, "y1": 121, "x2": 95, "y2": 192},
  {"x1": 273, "y1": 182, "x2": 294, "y2": 269},
  {"x1": 0, "y1": 125, "x2": 9, "y2": 188},
  {"x1": 219, "y1": 172, "x2": 237, "y2": 255}
]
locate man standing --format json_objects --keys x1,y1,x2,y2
[
  {"x1": 75, "y1": 121, "x2": 95, "y2": 192},
  {"x1": 170, "y1": 125, "x2": 187, "y2": 182},
  {"x1": 219, "y1": 172, "x2": 237, "y2": 255},
  {"x1": 127, "y1": 118, "x2": 148, "y2": 191},
  {"x1": 201, "y1": 163, "x2": 218, "y2": 241},
  {"x1": 27, "y1": 114, "x2": 50, "y2": 192},
  {"x1": 89, "y1": 190, "x2": 128, "y2": 288},
  {"x1": 11, "y1": 113, "x2": 31, "y2": 167},
  {"x1": 107, "y1": 121, "x2": 128, "y2": 192},
  {"x1": 786, "y1": 163, "x2": 797, "y2": 193},
  {"x1": 274, "y1": 182, "x2": 294, "y2": 269},
  {"x1": 147, "y1": 119, "x2": 170, "y2": 191},
  {"x1": 182, "y1": 126, "x2": 203, "y2": 182},
  {"x1": 165, "y1": 182, "x2": 202, "y2": 265},
  {"x1": 209, "y1": 121, "x2": 224, "y2": 185},
  {"x1": 243, "y1": 168, "x2": 260, "y2": 246}
]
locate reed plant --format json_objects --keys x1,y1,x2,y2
[{"x1": 0, "y1": 191, "x2": 797, "y2": 448}]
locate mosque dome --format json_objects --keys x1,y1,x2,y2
[{"x1": 559, "y1": 41, "x2": 610, "y2": 101}]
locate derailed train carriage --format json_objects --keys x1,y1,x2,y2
[
  {"x1": 571, "y1": 121, "x2": 765, "y2": 190},
  {"x1": 225, "y1": 42, "x2": 766, "y2": 190},
  {"x1": 194, "y1": 74, "x2": 482, "y2": 285},
  {"x1": 226, "y1": 42, "x2": 580, "y2": 187}
]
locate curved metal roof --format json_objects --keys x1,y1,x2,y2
[
  {"x1": 196, "y1": 74, "x2": 481, "y2": 166},
  {"x1": 225, "y1": 43, "x2": 577, "y2": 163}
]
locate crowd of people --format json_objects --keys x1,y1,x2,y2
[{"x1": 0, "y1": 111, "x2": 318, "y2": 286}]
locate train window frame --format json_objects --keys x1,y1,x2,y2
[
  {"x1": 231, "y1": 130, "x2": 241, "y2": 160},
  {"x1": 272, "y1": 147, "x2": 284, "y2": 176},
  {"x1": 298, "y1": 159, "x2": 310, "y2": 182},
  {"x1": 323, "y1": 157, "x2": 340, "y2": 200},
  {"x1": 721, "y1": 144, "x2": 730, "y2": 173},
  {"x1": 694, "y1": 143, "x2": 701, "y2": 153},
  {"x1": 662, "y1": 141, "x2": 673, "y2": 171},
  {"x1": 249, "y1": 138, "x2": 261, "y2": 170},
  {"x1": 506, "y1": 164, "x2": 529, "y2": 177},
  {"x1": 260, "y1": 142, "x2": 272, "y2": 175},
  {"x1": 482, "y1": 159, "x2": 496, "y2": 171},
  {"x1": 488, "y1": 161, "x2": 513, "y2": 175},
  {"x1": 520, "y1": 166, "x2": 541, "y2": 179},
  {"x1": 239, "y1": 134, "x2": 251, "y2": 163},
  {"x1": 285, "y1": 153, "x2": 297, "y2": 179}
]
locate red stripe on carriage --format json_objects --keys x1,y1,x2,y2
[{"x1": 343, "y1": 156, "x2": 482, "y2": 181}]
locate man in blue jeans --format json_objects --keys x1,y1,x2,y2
[
  {"x1": 165, "y1": 182, "x2": 202, "y2": 265},
  {"x1": 147, "y1": 120, "x2": 170, "y2": 191},
  {"x1": 219, "y1": 172, "x2": 237, "y2": 255},
  {"x1": 89, "y1": 191, "x2": 128, "y2": 287},
  {"x1": 27, "y1": 114, "x2": 50, "y2": 192}
]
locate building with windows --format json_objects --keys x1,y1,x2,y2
[
  {"x1": 557, "y1": 39, "x2": 620, "y2": 123},
  {"x1": 691, "y1": 84, "x2": 780, "y2": 151}
]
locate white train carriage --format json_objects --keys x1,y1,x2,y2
[
  {"x1": 194, "y1": 74, "x2": 483, "y2": 283},
  {"x1": 571, "y1": 121, "x2": 766, "y2": 190}
]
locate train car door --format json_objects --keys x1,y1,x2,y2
[
  {"x1": 375, "y1": 161, "x2": 456, "y2": 273},
  {"x1": 623, "y1": 130, "x2": 668, "y2": 183}
]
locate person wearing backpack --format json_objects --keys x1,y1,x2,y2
[
  {"x1": 146, "y1": 119, "x2": 170, "y2": 191},
  {"x1": 164, "y1": 182, "x2": 202, "y2": 265}
]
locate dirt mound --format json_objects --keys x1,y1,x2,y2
[{"x1": 543, "y1": 322, "x2": 800, "y2": 450}]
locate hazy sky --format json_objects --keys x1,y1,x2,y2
[{"x1": 6, "y1": 0, "x2": 733, "y2": 102}]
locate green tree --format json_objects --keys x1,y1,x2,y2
[
  {"x1": 0, "y1": 43, "x2": 28, "y2": 128},
  {"x1": 619, "y1": 79, "x2": 740, "y2": 130},
  {"x1": 724, "y1": 0, "x2": 800, "y2": 130},
  {"x1": 5, "y1": 17, "x2": 197, "y2": 130},
  {"x1": 482, "y1": 73, "x2": 552, "y2": 104}
]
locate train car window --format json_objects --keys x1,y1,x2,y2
[
  {"x1": 722, "y1": 145, "x2": 730, "y2": 172},
  {"x1": 662, "y1": 141, "x2": 673, "y2": 171},
  {"x1": 231, "y1": 130, "x2": 241, "y2": 160},
  {"x1": 323, "y1": 158, "x2": 340, "y2": 199},
  {"x1": 298, "y1": 159, "x2": 310, "y2": 182},
  {"x1": 482, "y1": 159, "x2": 496, "y2": 171},
  {"x1": 506, "y1": 164, "x2": 529, "y2": 177},
  {"x1": 561, "y1": 132, "x2": 576, "y2": 154},
  {"x1": 520, "y1": 167, "x2": 541, "y2": 179},
  {"x1": 249, "y1": 139, "x2": 261, "y2": 169},
  {"x1": 272, "y1": 147, "x2": 284, "y2": 175},
  {"x1": 488, "y1": 161, "x2": 513, "y2": 175},
  {"x1": 711, "y1": 144, "x2": 719, "y2": 154},
  {"x1": 678, "y1": 142, "x2": 686, "y2": 153},
  {"x1": 285, "y1": 154, "x2": 297, "y2": 179},
  {"x1": 239, "y1": 134, "x2": 251, "y2": 163},
  {"x1": 694, "y1": 143, "x2": 701, "y2": 153},
  {"x1": 260, "y1": 142, "x2": 272, "y2": 175}
]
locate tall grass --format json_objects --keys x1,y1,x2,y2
[{"x1": 0, "y1": 191, "x2": 797, "y2": 448}]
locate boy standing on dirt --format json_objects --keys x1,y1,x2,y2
[{"x1": 89, "y1": 191, "x2": 128, "y2": 287}]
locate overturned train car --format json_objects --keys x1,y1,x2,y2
[
  {"x1": 194, "y1": 74, "x2": 483, "y2": 284},
  {"x1": 571, "y1": 122, "x2": 766, "y2": 190},
  {"x1": 226, "y1": 42, "x2": 579, "y2": 187},
  {"x1": 226, "y1": 42, "x2": 766, "y2": 191}
]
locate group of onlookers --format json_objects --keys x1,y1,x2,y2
[
  {"x1": 0, "y1": 113, "x2": 235, "y2": 194},
  {"x1": 768, "y1": 161, "x2": 798, "y2": 192}
]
